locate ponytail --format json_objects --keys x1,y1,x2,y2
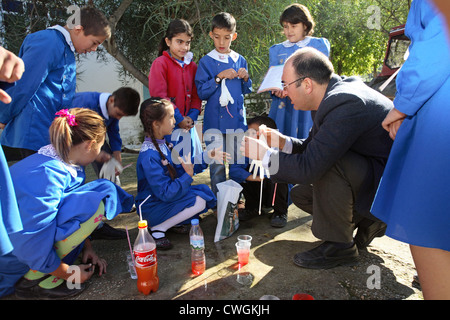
[{"x1": 50, "y1": 108, "x2": 106, "y2": 163}]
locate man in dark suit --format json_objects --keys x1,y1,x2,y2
[{"x1": 242, "y1": 47, "x2": 393, "y2": 269}]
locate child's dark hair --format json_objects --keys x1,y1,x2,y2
[
  {"x1": 280, "y1": 3, "x2": 315, "y2": 36},
  {"x1": 50, "y1": 108, "x2": 106, "y2": 163},
  {"x1": 112, "y1": 87, "x2": 140, "y2": 116},
  {"x1": 211, "y1": 12, "x2": 236, "y2": 33},
  {"x1": 158, "y1": 19, "x2": 193, "y2": 56},
  {"x1": 139, "y1": 98, "x2": 177, "y2": 180},
  {"x1": 78, "y1": 7, "x2": 111, "y2": 39},
  {"x1": 248, "y1": 116, "x2": 278, "y2": 130}
]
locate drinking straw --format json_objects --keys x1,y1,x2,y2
[
  {"x1": 259, "y1": 178, "x2": 263, "y2": 215},
  {"x1": 138, "y1": 194, "x2": 152, "y2": 221},
  {"x1": 272, "y1": 183, "x2": 277, "y2": 206},
  {"x1": 125, "y1": 226, "x2": 133, "y2": 258}
]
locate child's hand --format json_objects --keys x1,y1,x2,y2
[
  {"x1": 0, "y1": 46, "x2": 25, "y2": 104},
  {"x1": 218, "y1": 68, "x2": 238, "y2": 80},
  {"x1": 271, "y1": 89, "x2": 286, "y2": 98},
  {"x1": 178, "y1": 152, "x2": 194, "y2": 177},
  {"x1": 237, "y1": 68, "x2": 249, "y2": 82},
  {"x1": 82, "y1": 239, "x2": 107, "y2": 276},
  {"x1": 178, "y1": 117, "x2": 193, "y2": 130},
  {"x1": 207, "y1": 146, "x2": 231, "y2": 164},
  {"x1": 96, "y1": 150, "x2": 111, "y2": 163}
]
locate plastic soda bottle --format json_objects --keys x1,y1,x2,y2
[
  {"x1": 133, "y1": 220, "x2": 159, "y2": 294},
  {"x1": 190, "y1": 219, "x2": 205, "y2": 276}
]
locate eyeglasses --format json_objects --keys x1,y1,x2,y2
[{"x1": 281, "y1": 76, "x2": 306, "y2": 90}]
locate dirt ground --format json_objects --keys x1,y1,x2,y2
[{"x1": 2, "y1": 152, "x2": 423, "y2": 302}]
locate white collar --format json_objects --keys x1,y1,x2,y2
[
  {"x1": 38, "y1": 144, "x2": 82, "y2": 178},
  {"x1": 282, "y1": 37, "x2": 311, "y2": 48},
  {"x1": 99, "y1": 93, "x2": 111, "y2": 120},
  {"x1": 47, "y1": 25, "x2": 76, "y2": 52},
  {"x1": 207, "y1": 49, "x2": 239, "y2": 63}
]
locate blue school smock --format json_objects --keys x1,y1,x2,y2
[
  {"x1": 371, "y1": 0, "x2": 450, "y2": 251},
  {"x1": 0, "y1": 145, "x2": 133, "y2": 296},
  {"x1": 0, "y1": 26, "x2": 76, "y2": 151},
  {"x1": 268, "y1": 37, "x2": 330, "y2": 139},
  {"x1": 71, "y1": 92, "x2": 122, "y2": 153},
  {"x1": 195, "y1": 50, "x2": 252, "y2": 133},
  {"x1": 135, "y1": 139, "x2": 216, "y2": 227}
]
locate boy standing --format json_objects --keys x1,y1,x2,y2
[
  {"x1": 195, "y1": 12, "x2": 252, "y2": 196},
  {"x1": 229, "y1": 116, "x2": 290, "y2": 227},
  {"x1": 0, "y1": 7, "x2": 111, "y2": 161}
]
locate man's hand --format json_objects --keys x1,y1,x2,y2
[
  {"x1": 240, "y1": 136, "x2": 269, "y2": 161},
  {"x1": 259, "y1": 126, "x2": 287, "y2": 150}
]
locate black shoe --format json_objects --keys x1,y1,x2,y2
[
  {"x1": 150, "y1": 230, "x2": 173, "y2": 250},
  {"x1": 238, "y1": 208, "x2": 259, "y2": 221},
  {"x1": 270, "y1": 212, "x2": 287, "y2": 228},
  {"x1": 293, "y1": 241, "x2": 359, "y2": 269},
  {"x1": 354, "y1": 220, "x2": 387, "y2": 250},
  {"x1": 90, "y1": 223, "x2": 126, "y2": 240},
  {"x1": 14, "y1": 277, "x2": 86, "y2": 300}
]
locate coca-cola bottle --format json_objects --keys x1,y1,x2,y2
[{"x1": 133, "y1": 220, "x2": 159, "y2": 294}]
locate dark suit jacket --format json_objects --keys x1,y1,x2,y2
[{"x1": 268, "y1": 74, "x2": 394, "y2": 217}]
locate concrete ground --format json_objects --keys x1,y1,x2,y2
[{"x1": 2, "y1": 152, "x2": 423, "y2": 301}]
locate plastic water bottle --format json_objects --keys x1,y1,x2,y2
[{"x1": 190, "y1": 219, "x2": 205, "y2": 275}]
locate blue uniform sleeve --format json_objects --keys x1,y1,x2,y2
[
  {"x1": 195, "y1": 57, "x2": 220, "y2": 101},
  {"x1": 394, "y1": 1, "x2": 450, "y2": 116},
  {"x1": 229, "y1": 161, "x2": 251, "y2": 183},
  {"x1": 107, "y1": 119, "x2": 122, "y2": 152},
  {"x1": 142, "y1": 152, "x2": 194, "y2": 202},
  {"x1": 0, "y1": 32, "x2": 62, "y2": 124},
  {"x1": 9, "y1": 164, "x2": 67, "y2": 273},
  {"x1": 187, "y1": 108, "x2": 200, "y2": 121}
]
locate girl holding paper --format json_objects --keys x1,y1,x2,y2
[{"x1": 268, "y1": 4, "x2": 330, "y2": 139}]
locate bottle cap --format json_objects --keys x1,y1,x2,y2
[
  {"x1": 191, "y1": 218, "x2": 199, "y2": 225},
  {"x1": 138, "y1": 220, "x2": 148, "y2": 228}
]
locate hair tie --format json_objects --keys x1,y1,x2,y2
[{"x1": 55, "y1": 109, "x2": 78, "y2": 127}]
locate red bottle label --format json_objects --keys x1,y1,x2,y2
[{"x1": 134, "y1": 249, "x2": 157, "y2": 268}]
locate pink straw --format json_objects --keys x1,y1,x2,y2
[
  {"x1": 126, "y1": 226, "x2": 133, "y2": 257},
  {"x1": 272, "y1": 183, "x2": 277, "y2": 206}
]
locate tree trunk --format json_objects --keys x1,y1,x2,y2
[{"x1": 102, "y1": 0, "x2": 148, "y2": 87}]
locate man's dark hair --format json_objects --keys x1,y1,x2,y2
[
  {"x1": 112, "y1": 87, "x2": 140, "y2": 116},
  {"x1": 211, "y1": 12, "x2": 236, "y2": 33},
  {"x1": 289, "y1": 47, "x2": 334, "y2": 85},
  {"x1": 248, "y1": 116, "x2": 277, "y2": 130}
]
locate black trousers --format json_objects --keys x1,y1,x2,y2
[
  {"x1": 290, "y1": 151, "x2": 378, "y2": 243},
  {"x1": 241, "y1": 179, "x2": 289, "y2": 215}
]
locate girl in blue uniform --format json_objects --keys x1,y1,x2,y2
[
  {"x1": 371, "y1": 0, "x2": 450, "y2": 299},
  {"x1": 136, "y1": 98, "x2": 226, "y2": 250},
  {"x1": 268, "y1": 4, "x2": 330, "y2": 139},
  {"x1": 0, "y1": 108, "x2": 133, "y2": 299}
]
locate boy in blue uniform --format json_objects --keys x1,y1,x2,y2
[
  {"x1": 195, "y1": 12, "x2": 252, "y2": 196},
  {"x1": 0, "y1": 7, "x2": 111, "y2": 161},
  {"x1": 71, "y1": 87, "x2": 140, "y2": 178},
  {"x1": 71, "y1": 87, "x2": 140, "y2": 240},
  {"x1": 229, "y1": 116, "x2": 289, "y2": 227}
]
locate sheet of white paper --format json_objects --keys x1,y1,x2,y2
[{"x1": 257, "y1": 65, "x2": 284, "y2": 93}]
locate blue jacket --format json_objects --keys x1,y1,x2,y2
[
  {"x1": 195, "y1": 49, "x2": 252, "y2": 133},
  {"x1": 71, "y1": 92, "x2": 122, "y2": 152},
  {"x1": 0, "y1": 26, "x2": 76, "y2": 151}
]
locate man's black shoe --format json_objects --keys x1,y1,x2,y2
[
  {"x1": 354, "y1": 220, "x2": 387, "y2": 250},
  {"x1": 90, "y1": 223, "x2": 126, "y2": 240},
  {"x1": 270, "y1": 212, "x2": 287, "y2": 228},
  {"x1": 293, "y1": 241, "x2": 359, "y2": 269}
]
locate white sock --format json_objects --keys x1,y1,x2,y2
[{"x1": 151, "y1": 196, "x2": 206, "y2": 236}]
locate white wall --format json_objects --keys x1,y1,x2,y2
[{"x1": 76, "y1": 52, "x2": 145, "y2": 149}]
